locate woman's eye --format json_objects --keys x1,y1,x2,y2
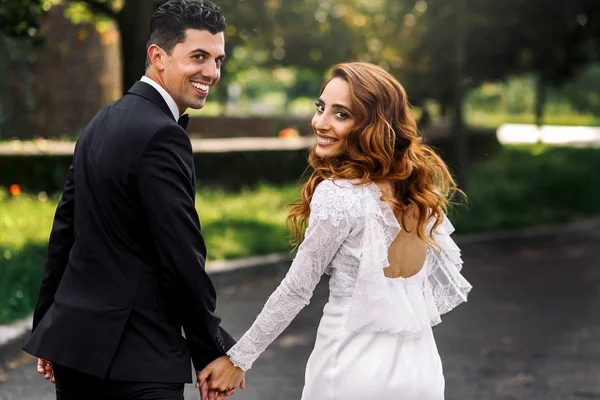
[
  {"x1": 335, "y1": 112, "x2": 348, "y2": 119},
  {"x1": 315, "y1": 103, "x2": 325, "y2": 112}
]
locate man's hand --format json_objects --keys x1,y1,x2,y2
[
  {"x1": 196, "y1": 356, "x2": 245, "y2": 400},
  {"x1": 198, "y1": 379, "x2": 245, "y2": 400},
  {"x1": 37, "y1": 358, "x2": 55, "y2": 383}
]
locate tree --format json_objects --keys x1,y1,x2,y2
[
  {"x1": 0, "y1": 0, "x2": 158, "y2": 93},
  {"x1": 58, "y1": 0, "x2": 159, "y2": 94},
  {"x1": 399, "y1": 0, "x2": 600, "y2": 188},
  {"x1": 506, "y1": 0, "x2": 600, "y2": 126},
  {"x1": 0, "y1": 0, "x2": 420, "y2": 100},
  {"x1": 0, "y1": 0, "x2": 46, "y2": 42}
]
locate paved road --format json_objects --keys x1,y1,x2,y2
[{"x1": 1, "y1": 224, "x2": 599, "y2": 400}]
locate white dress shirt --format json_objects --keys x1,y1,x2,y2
[{"x1": 140, "y1": 76, "x2": 180, "y2": 121}]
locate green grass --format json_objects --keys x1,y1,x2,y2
[
  {"x1": 0, "y1": 190, "x2": 56, "y2": 324},
  {"x1": 450, "y1": 145, "x2": 600, "y2": 232},
  {"x1": 197, "y1": 184, "x2": 298, "y2": 260},
  {"x1": 2, "y1": 144, "x2": 600, "y2": 324},
  {"x1": 466, "y1": 110, "x2": 600, "y2": 128},
  {"x1": 0, "y1": 185, "x2": 300, "y2": 324}
]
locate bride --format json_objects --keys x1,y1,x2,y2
[{"x1": 200, "y1": 62, "x2": 472, "y2": 399}]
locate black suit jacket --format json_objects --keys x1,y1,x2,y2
[{"x1": 23, "y1": 81, "x2": 235, "y2": 382}]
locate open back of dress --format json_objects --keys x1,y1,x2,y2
[{"x1": 375, "y1": 182, "x2": 428, "y2": 280}]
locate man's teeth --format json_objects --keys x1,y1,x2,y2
[
  {"x1": 192, "y1": 82, "x2": 209, "y2": 91},
  {"x1": 317, "y1": 136, "x2": 337, "y2": 145}
]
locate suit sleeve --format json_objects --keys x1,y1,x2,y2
[
  {"x1": 32, "y1": 164, "x2": 76, "y2": 331},
  {"x1": 137, "y1": 125, "x2": 235, "y2": 370}
]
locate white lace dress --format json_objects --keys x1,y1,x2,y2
[{"x1": 227, "y1": 179, "x2": 472, "y2": 399}]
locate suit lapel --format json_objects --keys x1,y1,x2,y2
[{"x1": 127, "y1": 81, "x2": 174, "y2": 120}]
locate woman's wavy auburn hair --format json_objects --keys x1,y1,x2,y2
[{"x1": 287, "y1": 62, "x2": 461, "y2": 245}]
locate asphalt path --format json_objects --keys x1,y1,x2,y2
[{"x1": 2, "y1": 224, "x2": 599, "y2": 400}]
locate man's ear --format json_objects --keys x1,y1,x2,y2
[{"x1": 147, "y1": 44, "x2": 167, "y2": 71}]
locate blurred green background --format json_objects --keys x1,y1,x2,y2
[{"x1": 1, "y1": 0, "x2": 600, "y2": 323}]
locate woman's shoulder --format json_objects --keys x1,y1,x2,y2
[
  {"x1": 310, "y1": 179, "x2": 363, "y2": 221},
  {"x1": 313, "y1": 179, "x2": 367, "y2": 203}
]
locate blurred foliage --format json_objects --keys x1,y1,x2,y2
[
  {"x1": 561, "y1": 64, "x2": 600, "y2": 114},
  {"x1": 62, "y1": 0, "x2": 115, "y2": 31},
  {"x1": 0, "y1": 0, "x2": 46, "y2": 42},
  {"x1": 0, "y1": 34, "x2": 38, "y2": 138},
  {"x1": 464, "y1": 64, "x2": 600, "y2": 127},
  {"x1": 450, "y1": 145, "x2": 600, "y2": 232},
  {"x1": 3, "y1": 0, "x2": 600, "y2": 107},
  {"x1": 3, "y1": 144, "x2": 600, "y2": 323},
  {"x1": 402, "y1": 0, "x2": 600, "y2": 109}
]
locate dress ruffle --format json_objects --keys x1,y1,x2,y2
[{"x1": 345, "y1": 184, "x2": 471, "y2": 334}]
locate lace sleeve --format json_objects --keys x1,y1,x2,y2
[{"x1": 226, "y1": 180, "x2": 355, "y2": 371}]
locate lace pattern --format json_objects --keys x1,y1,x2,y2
[
  {"x1": 226, "y1": 180, "x2": 360, "y2": 371},
  {"x1": 423, "y1": 215, "x2": 471, "y2": 324},
  {"x1": 347, "y1": 183, "x2": 471, "y2": 333},
  {"x1": 227, "y1": 179, "x2": 471, "y2": 370}
]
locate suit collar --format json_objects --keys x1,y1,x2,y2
[
  {"x1": 127, "y1": 81, "x2": 176, "y2": 121},
  {"x1": 140, "y1": 76, "x2": 180, "y2": 121}
]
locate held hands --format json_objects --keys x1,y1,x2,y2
[
  {"x1": 37, "y1": 358, "x2": 55, "y2": 383},
  {"x1": 196, "y1": 356, "x2": 245, "y2": 400},
  {"x1": 198, "y1": 379, "x2": 245, "y2": 400}
]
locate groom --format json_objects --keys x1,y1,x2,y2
[{"x1": 23, "y1": 0, "x2": 244, "y2": 398}]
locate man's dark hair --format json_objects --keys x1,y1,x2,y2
[{"x1": 145, "y1": 0, "x2": 226, "y2": 67}]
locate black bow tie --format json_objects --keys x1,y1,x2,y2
[{"x1": 178, "y1": 114, "x2": 189, "y2": 130}]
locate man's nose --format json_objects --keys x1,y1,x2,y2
[{"x1": 202, "y1": 60, "x2": 219, "y2": 81}]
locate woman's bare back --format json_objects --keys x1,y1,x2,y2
[{"x1": 376, "y1": 182, "x2": 427, "y2": 279}]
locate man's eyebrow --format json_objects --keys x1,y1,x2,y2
[{"x1": 190, "y1": 48, "x2": 226, "y2": 59}]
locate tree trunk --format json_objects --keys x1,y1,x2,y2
[
  {"x1": 0, "y1": 35, "x2": 36, "y2": 139},
  {"x1": 451, "y1": 0, "x2": 468, "y2": 191},
  {"x1": 440, "y1": 101, "x2": 448, "y2": 117},
  {"x1": 534, "y1": 74, "x2": 546, "y2": 128},
  {"x1": 116, "y1": 0, "x2": 158, "y2": 93}
]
